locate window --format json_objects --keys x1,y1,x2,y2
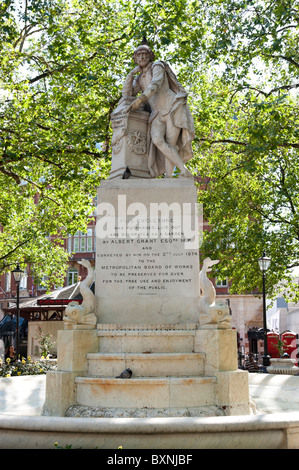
[
  {"x1": 68, "y1": 228, "x2": 94, "y2": 253},
  {"x1": 80, "y1": 237, "x2": 86, "y2": 252},
  {"x1": 68, "y1": 268, "x2": 78, "y2": 285},
  {"x1": 38, "y1": 275, "x2": 47, "y2": 290},
  {"x1": 73, "y1": 236, "x2": 79, "y2": 252},
  {"x1": 5, "y1": 273, "x2": 11, "y2": 292},
  {"x1": 216, "y1": 279, "x2": 228, "y2": 287},
  {"x1": 68, "y1": 237, "x2": 72, "y2": 253},
  {"x1": 19, "y1": 269, "x2": 27, "y2": 290}
]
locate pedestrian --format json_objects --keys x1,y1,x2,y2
[{"x1": 244, "y1": 353, "x2": 260, "y2": 372}]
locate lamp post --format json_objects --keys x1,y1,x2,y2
[
  {"x1": 12, "y1": 264, "x2": 23, "y2": 361},
  {"x1": 258, "y1": 253, "x2": 271, "y2": 367}
]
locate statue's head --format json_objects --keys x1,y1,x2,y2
[
  {"x1": 133, "y1": 37, "x2": 155, "y2": 65},
  {"x1": 133, "y1": 45, "x2": 155, "y2": 63}
]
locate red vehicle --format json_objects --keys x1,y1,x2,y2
[
  {"x1": 281, "y1": 331, "x2": 299, "y2": 366},
  {"x1": 267, "y1": 332, "x2": 280, "y2": 358}
]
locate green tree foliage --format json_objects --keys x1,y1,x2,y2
[
  {"x1": 188, "y1": 0, "x2": 299, "y2": 301},
  {"x1": 0, "y1": 0, "x2": 203, "y2": 288},
  {"x1": 0, "y1": 0, "x2": 298, "y2": 300}
]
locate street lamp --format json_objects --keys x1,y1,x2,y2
[
  {"x1": 258, "y1": 252, "x2": 271, "y2": 367},
  {"x1": 12, "y1": 264, "x2": 24, "y2": 361}
]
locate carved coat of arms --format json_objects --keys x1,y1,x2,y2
[{"x1": 127, "y1": 130, "x2": 147, "y2": 155}]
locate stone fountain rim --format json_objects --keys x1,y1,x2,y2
[{"x1": 1, "y1": 411, "x2": 299, "y2": 434}]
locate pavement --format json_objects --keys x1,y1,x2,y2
[{"x1": 0, "y1": 375, "x2": 46, "y2": 416}]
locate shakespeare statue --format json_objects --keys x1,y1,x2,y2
[{"x1": 122, "y1": 40, "x2": 195, "y2": 179}]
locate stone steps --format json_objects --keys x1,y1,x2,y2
[
  {"x1": 97, "y1": 327, "x2": 197, "y2": 353},
  {"x1": 73, "y1": 325, "x2": 217, "y2": 413},
  {"x1": 45, "y1": 325, "x2": 250, "y2": 417},
  {"x1": 86, "y1": 352, "x2": 205, "y2": 377},
  {"x1": 75, "y1": 376, "x2": 217, "y2": 409}
]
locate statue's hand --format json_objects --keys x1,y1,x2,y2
[
  {"x1": 127, "y1": 95, "x2": 147, "y2": 112},
  {"x1": 131, "y1": 65, "x2": 142, "y2": 75}
]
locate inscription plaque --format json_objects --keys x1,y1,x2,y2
[{"x1": 95, "y1": 179, "x2": 200, "y2": 325}]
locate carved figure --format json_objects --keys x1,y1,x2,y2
[
  {"x1": 64, "y1": 260, "x2": 97, "y2": 327},
  {"x1": 199, "y1": 258, "x2": 231, "y2": 328},
  {"x1": 122, "y1": 39, "x2": 195, "y2": 178}
]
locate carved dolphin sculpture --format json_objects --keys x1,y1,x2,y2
[
  {"x1": 64, "y1": 259, "x2": 97, "y2": 327},
  {"x1": 199, "y1": 257, "x2": 219, "y2": 311},
  {"x1": 199, "y1": 258, "x2": 231, "y2": 328}
]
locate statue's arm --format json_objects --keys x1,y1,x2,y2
[
  {"x1": 122, "y1": 67, "x2": 141, "y2": 97},
  {"x1": 127, "y1": 63, "x2": 165, "y2": 112}
]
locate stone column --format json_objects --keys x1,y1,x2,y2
[
  {"x1": 195, "y1": 327, "x2": 250, "y2": 415},
  {"x1": 42, "y1": 327, "x2": 98, "y2": 417}
]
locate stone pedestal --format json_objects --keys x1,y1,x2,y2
[
  {"x1": 267, "y1": 358, "x2": 299, "y2": 375},
  {"x1": 42, "y1": 328, "x2": 98, "y2": 416},
  {"x1": 109, "y1": 98, "x2": 151, "y2": 179},
  {"x1": 195, "y1": 328, "x2": 249, "y2": 415},
  {"x1": 43, "y1": 178, "x2": 250, "y2": 418},
  {"x1": 95, "y1": 178, "x2": 200, "y2": 324},
  {"x1": 195, "y1": 328, "x2": 238, "y2": 375},
  {"x1": 56, "y1": 329, "x2": 98, "y2": 372}
]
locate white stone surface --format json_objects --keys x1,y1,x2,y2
[
  {"x1": 87, "y1": 352, "x2": 205, "y2": 377},
  {"x1": 267, "y1": 358, "x2": 299, "y2": 375},
  {"x1": 249, "y1": 373, "x2": 299, "y2": 413},
  {"x1": 97, "y1": 329, "x2": 196, "y2": 353},
  {"x1": 96, "y1": 179, "x2": 200, "y2": 325},
  {"x1": 3, "y1": 373, "x2": 299, "y2": 418},
  {"x1": 0, "y1": 412, "x2": 299, "y2": 449},
  {"x1": 194, "y1": 328, "x2": 238, "y2": 374},
  {"x1": 0, "y1": 375, "x2": 46, "y2": 416},
  {"x1": 75, "y1": 376, "x2": 217, "y2": 409},
  {"x1": 2, "y1": 375, "x2": 299, "y2": 448},
  {"x1": 109, "y1": 99, "x2": 151, "y2": 179}
]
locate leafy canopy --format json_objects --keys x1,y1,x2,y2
[{"x1": 188, "y1": 0, "x2": 299, "y2": 300}]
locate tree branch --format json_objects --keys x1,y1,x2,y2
[
  {"x1": 28, "y1": 65, "x2": 68, "y2": 84},
  {"x1": 262, "y1": 53, "x2": 299, "y2": 69},
  {"x1": 0, "y1": 237, "x2": 34, "y2": 262},
  {"x1": 0, "y1": 167, "x2": 21, "y2": 184},
  {"x1": 230, "y1": 82, "x2": 299, "y2": 99},
  {"x1": 198, "y1": 138, "x2": 247, "y2": 146},
  {"x1": 199, "y1": 138, "x2": 299, "y2": 150}
]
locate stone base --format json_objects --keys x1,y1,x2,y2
[
  {"x1": 195, "y1": 328, "x2": 250, "y2": 415},
  {"x1": 195, "y1": 328, "x2": 239, "y2": 374},
  {"x1": 216, "y1": 370, "x2": 250, "y2": 415},
  {"x1": 95, "y1": 179, "x2": 200, "y2": 325},
  {"x1": 267, "y1": 358, "x2": 299, "y2": 375},
  {"x1": 56, "y1": 328, "x2": 98, "y2": 372},
  {"x1": 42, "y1": 370, "x2": 78, "y2": 417},
  {"x1": 43, "y1": 323, "x2": 250, "y2": 417},
  {"x1": 3, "y1": 413, "x2": 299, "y2": 449},
  {"x1": 75, "y1": 376, "x2": 217, "y2": 409},
  {"x1": 65, "y1": 405, "x2": 226, "y2": 418},
  {"x1": 42, "y1": 328, "x2": 99, "y2": 416}
]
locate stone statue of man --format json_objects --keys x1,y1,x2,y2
[{"x1": 122, "y1": 41, "x2": 195, "y2": 178}]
